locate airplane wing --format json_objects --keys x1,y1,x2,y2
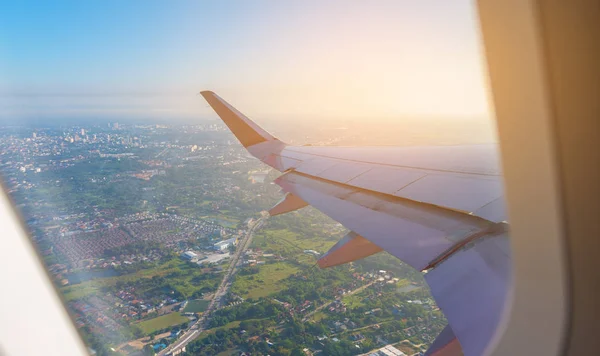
[{"x1": 201, "y1": 91, "x2": 510, "y2": 356}]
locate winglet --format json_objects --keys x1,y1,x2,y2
[{"x1": 200, "y1": 91, "x2": 278, "y2": 148}]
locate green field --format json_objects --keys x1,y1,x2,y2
[
  {"x1": 200, "y1": 213, "x2": 240, "y2": 228},
  {"x1": 205, "y1": 320, "x2": 241, "y2": 335},
  {"x1": 136, "y1": 312, "x2": 189, "y2": 334},
  {"x1": 251, "y1": 229, "x2": 336, "y2": 263},
  {"x1": 232, "y1": 262, "x2": 300, "y2": 299},
  {"x1": 58, "y1": 227, "x2": 332, "y2": 303},
  {"x1": 229, "y1": 227, "x2": 340, "y2": 299},
  {"x1": 216, "y1": 350, "x2": 239, "y2": 356},
  {"x1": 183, "y1": 299, "x2": 210, "y2": 313},
  {"x1": 312, "y1": 311, "x2": 327, "y2": 322},
  {"x1": 397, "y1": 284, "x2": 421, "y2": 294},
  {"x1": 194, "y1": 320, "x2": 243, "y2": 343},
  {"x1": 60, "y1": 259, "x2": 182, "y2": 301},
  {"x1": 60, "y1": 257, "x2": 220, "y2": 302},
  {"x1": 342, "y1": 294, "x2": 366, "y2": 309},
  {"x1": 200, "y1": 318, "x2": 268, "y2": 340}
]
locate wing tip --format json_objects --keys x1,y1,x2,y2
[
  {"x1": 200, "y1": 90, "x2": 275, "y2": 148},
  {"x1": 199, "y1": 90, "x2": 215, "y2": 97}
]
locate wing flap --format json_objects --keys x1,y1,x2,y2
[
  {"x1": 425, "y1": 233, "x2": 511, "y2": 356},
  {"x1": 317, "y1": 231, "x2": 383, "y2": 268},
  {"x1": 268, "y1": 193, "x2": 308, "y2": 216},
  {"x1": 275, "y1": 171, "x2": 497, "y2": 270}
]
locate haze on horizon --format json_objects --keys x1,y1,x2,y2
[{"x1": 0, "y1": 1, "x2": 492, "y2": 130}]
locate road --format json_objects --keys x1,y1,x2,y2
[
  {"x1": 155, "y1": 147, "x2": 169, "y2": 158},
  {"x1": 158, "y1": 217, "x2": 265, "y2": 356}
]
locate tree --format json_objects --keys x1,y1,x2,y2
[
  {"x1": 291, "y1": 347, "x2": 306, "y2": 356},
  {"x1": 130, "y1": 324, "x2": 144, "y2": 339},
  {"x1": 143, "y1": 344, "x2": 155, "y2": 356}
]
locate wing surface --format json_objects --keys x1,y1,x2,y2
[
  {"x1": 200, "y1": 91, "x2": 511, "y2": 356},
  {"x1": 424, "y1": 325, "x2": 462, "y2": 356}
]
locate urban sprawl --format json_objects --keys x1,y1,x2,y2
[{"x1": 0, "y1": 122, "x2": 447, "y2": 356}]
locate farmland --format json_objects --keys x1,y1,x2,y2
[
  {"x1": 136, "y1": 312, "x2": 189, "y2": 334},
  {"x1": 183, "y1": 299, "x2": 210, "y2": 313},
  {"x1": 232, "y1": 262, "x2": 300, "y2": 299},
  {"x1": 61, "y1": 257, "x2": 222, "y2": 302}
]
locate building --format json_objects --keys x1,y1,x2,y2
[
  {"x1": 213, "y1": 237, "x2": 237, "y2": 251},
  {"x1": 197, "y1": 253, "x2": 230, "y2": 265},
  {"x1": 182, "y1": 251, "x2": 198, "y2": 261},
  {"x1": 370, "y1": 345, "x2": 406, "y2": 356},
  {"x1": 304, "y1": 250, "x2": 320, "y2": 256}
]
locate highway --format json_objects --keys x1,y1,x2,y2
[{"x1": 158, "y1": 216, "x2": 265, "y2": 356}]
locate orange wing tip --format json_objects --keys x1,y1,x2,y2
[{"x1": 200, "y1": 90, "x2": 277, "y2": 148}]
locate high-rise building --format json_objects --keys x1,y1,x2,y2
[{"x1": 80, "y1": 128, "x2": 85, "y2": 136}]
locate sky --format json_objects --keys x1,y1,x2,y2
[{"x1": 0, "y1": 0, "x2": 492, "y2": 124}]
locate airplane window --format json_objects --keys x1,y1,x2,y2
[{"x1": 0, "y1": 1, "x2": 508, "y2": 356}]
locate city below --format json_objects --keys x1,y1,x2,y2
[{"x1": 0, "y1": 122, "x2": 447, "y2": 356}]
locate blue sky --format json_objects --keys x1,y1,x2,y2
[{"x1": 0, "y1": 1, "x2": 491, "y2": 123}]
